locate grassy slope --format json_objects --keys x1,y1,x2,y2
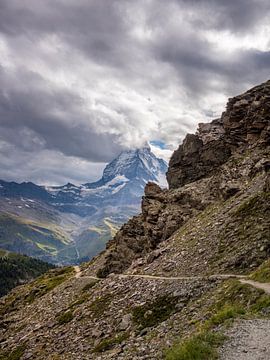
[
  {"x1": 0, "y1": 213, "x2": 77, "y2": 264},
  {"x1": 164, "y1": 277, "x2": 270, "y2": 359},
  {"x1": 75, "y1": 217, "x2": 120, "y2": 260}
]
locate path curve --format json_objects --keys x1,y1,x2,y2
[
  {"x1": 240, "y1": 279, "x2": 270, "y2": 295},
  {"x1": 74, "y1": 265, "x2": 81, "y2": 278},
  {"x1": 73, "y1": 266, "x2": 99, "y2": 280}
]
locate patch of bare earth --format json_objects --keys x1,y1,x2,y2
[{"x1": 220, "y1": 319, "x2": 270, "y2": 360}]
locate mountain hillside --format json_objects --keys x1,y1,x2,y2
[
  {"x1": 0, "y1": 148, "x2": 167, "y2": 264},
  {"x1": 0, "y1": 249, "x2": 55, "y2": 297},
  {"x1": 0, "y1": 81, "x2": 269, "y2": 359}
]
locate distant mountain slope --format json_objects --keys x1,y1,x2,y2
[
  {"x1": 0, "y1": 249, "x2": 55, "y2": 297},
  {"x1": 0, "y1": 213, "x2": 78, "y2": 264},
  {"x1": 0, "y1": 147, "x2": 167, "y2": 264},
  {"x1": 46, "y1": 147, "x2": 168, "y2": 214}
]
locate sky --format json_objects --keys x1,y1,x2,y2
[{"x1": 0, "y1": 0, "x2": 270, "y2": 185}]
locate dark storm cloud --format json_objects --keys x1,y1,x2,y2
[
  {"x1": 0, "y1": 66, "x2": 125, "y2": 162},
  {"x1": 0, "y1": 0, "x2": 132, "y2": 68},
  {"x1": 0, "y1": 0, "x2": 269, "y2": 184},
  {"x1": 153, "y1": 30, "x2": 270, "y2": 96}
]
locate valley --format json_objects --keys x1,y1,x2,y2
[{"x1": 0, "y1": 148, "x2": 167, "y2": 264}]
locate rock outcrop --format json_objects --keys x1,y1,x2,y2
[
  {"x1": 99, "y1": 80, "x2": 270, "y2": 277},
  {"x1": 167, "y1": 81, "x2": 270, "y2": 189},
  {"x1": 97, "y1": 181, "x2": 207, "y2": 277}
]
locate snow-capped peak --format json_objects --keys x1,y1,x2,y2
[{"x1": 101, "y1": 147, "x2": 167, "y2": 186}]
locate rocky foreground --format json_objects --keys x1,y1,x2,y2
[{"x1": 0, "y1": 81, "x2": 270, "y2": 359}]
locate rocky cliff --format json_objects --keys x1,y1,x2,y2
[
  {"x1": 167, "y1": 80, "x2": 270, "y2": 188},
  {"x1": 98, "y1": 80, "x2": 270, "y2": 278},
  {"x1": 0, "y1": 81, "x2": 269, "y2": 360}
]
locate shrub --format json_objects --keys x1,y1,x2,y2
[
  {"x1": 0, "y1": 344, "x2": 26, "y2": 360},
  {"x1": 93, "y1": 333, "x2": 128, "y2": 353},
  {"x1": 89, "y1": 294, "x2": 112, "y2": 317},
  {"x1": 250, "y1": 260, "x2": 270, "y2": 283},
  {"x1": 132, "y1": 295, "x2": 179, "y2": 329},
  {"x1": 57, "y1": 310, "x2": 73, "y2": 324},
  {"x1": 208, "y1": 305, "x2": 245, "y2": 326},
  {"x1": 165, "y1": 332, "x2": 225, "y2": 360}
]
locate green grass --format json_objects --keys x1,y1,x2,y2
[
  {"x1": 203, "y1": 280, "x2": 270, "y2": 324},
  {"x1": 250, "y1": 259, "x2": 270, "y2": 283},
  {"x1": 81, "y1": 280, "x2": 98, "y2": 292},
  {"x1": 165, "y1": 331, "x2": 225, "y2": 360},
  {"x1": 0, "y1": 344, "x2": 26, "y2": 360},
  {"x1": 0, "y1": 267, "x2": 74, "y2": 319},
  {"x1": 132, "y1": 295, "x2": 179, "y2": 329},
  {"x1": 92, "y1": 333, "x2": 128, "y2": 353},
  {"x1": 206, "y1": 304, "x2": 245, "y2": 327},
  {"x1": 88, "y1": 294, "x2": 112, "y2": 317},
  {"x1": 0, "y1": 213, "x2": 76, "y2": 264},
  {"x1": 57, "y1": 310, "x2": 74, "y2": 324},
  {"x1": 0, "y1": 250, "x2": 55, "y2": 297},
  {"x1": 164, "y1": 278, "x2": 270, "y2": 359},
  {"x1": 0, "y1": 249, "x2": 8, "y2": 257},
  {"x1": 250, "y1": 294, "x2": 270, "y2": 314},
  {"x1": 26, "y1": 266, "x2": 74, "y2": 303},
  {"x1": 212, "y1": 280, "x2": 266, "y2": 313}
]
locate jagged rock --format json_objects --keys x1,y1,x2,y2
[
  {"x1": 146, "y1": 250, "x2": 162, "y2": 264},
  {"x1": 98, "y1": 181, "x2": 209, "y2": 276},
  {"x1": 167, "y1": 80, "x2": 270, "y2": 189},
  {"x1": 119, "y1": 314, "x2": 132, "y2": 331},
  {"x1": 167, "y1": 133, "x2": 231, "y2": 189},
  {"x1": 219, "y1": 181, "x2": 241, "y2": 200},
  {"x1": 222, "y1": 81, "x2": 270, "y2": 145},
  {"x1": 264, "y1": 174, "x2": 270, "y2": 192},
  {"x1": 197, "y1": 118, "x2": 225, "y2": 144},
  {"x1": 144, "y1": 182, "x2": 163, "y2": 198}
]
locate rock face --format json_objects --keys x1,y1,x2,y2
[
  {"x1": 167, "y1": 132, "x2": 231, "y2": 189},
  {"x1": 167, "y1": 80, "x2": 270, "y2": 189},
  {"x1": 97, "y1": 181, "x2": 208, "y2": 277}
]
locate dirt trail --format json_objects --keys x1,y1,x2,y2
[
  {"x1": 220, "y1": 319, "x2": 270, "y2": 360},
  {"x1": 73, "y1": 266, "x2": 270, "y2": 295},
  {"x1": 73, "y1": 266, "x2": 99, "y2": 280},
  {"x1": 74, "y1": 265, "x2": 81, "y2": 278},
  {"x1": 239, "y1": 279, "x2": 270, "y2": 295},
  {"x1": 119, "y1": 273, "x2": 247, "y2": 281}
]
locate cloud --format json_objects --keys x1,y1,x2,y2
[{"x1": 0, "y1": 0, "x2": 269, "y2": 184}]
